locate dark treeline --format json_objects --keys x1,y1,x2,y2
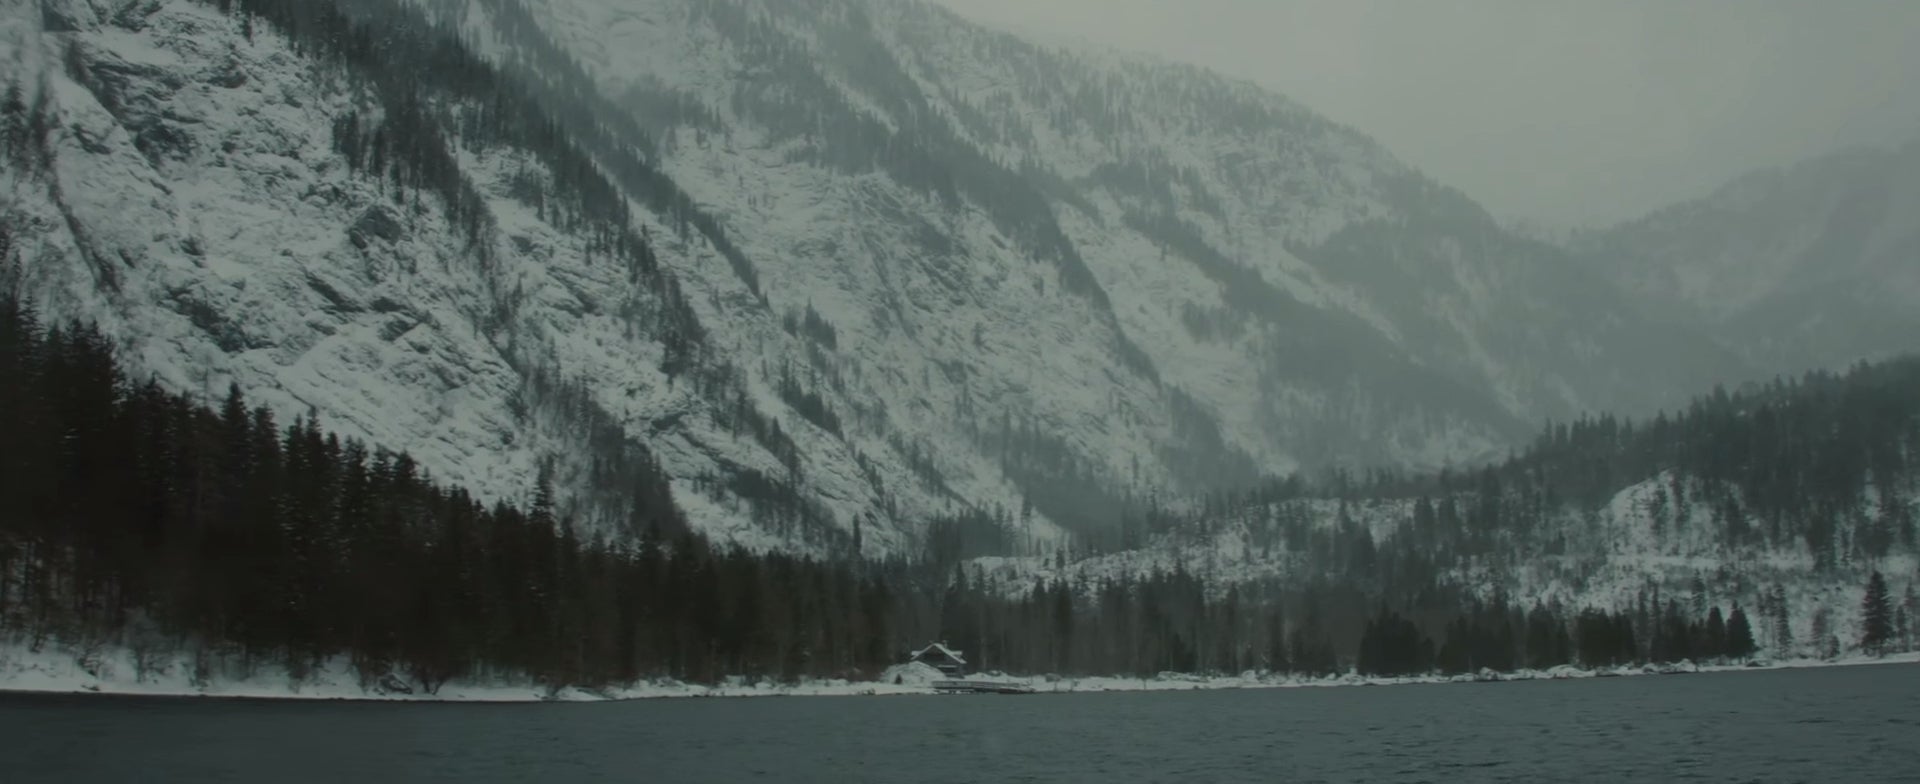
[
  {"x1": 1354, "y1": 600, "x2": 1759, "y2": 678},
  {"x1": 0, "y1": 290, "x2": 893, "y2": 688},
  {"x1": 11, "y1": 289, "x2": 1867, "y2": 692},
  {"x1": 0, "y1": 291, "x2": 1252, "y2": 687},
  {"x1": 0, "y1": 289, "x2": 1138, "y2": 686}
]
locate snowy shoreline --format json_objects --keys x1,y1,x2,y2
[{"x1": 5, "y1": 644, "x2": 1916, "y2": 704}]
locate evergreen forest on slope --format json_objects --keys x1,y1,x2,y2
[{"x1": 5, "y1": 268, "x2": 1915, "y2": 689}]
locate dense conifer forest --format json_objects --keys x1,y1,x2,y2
[{"x1": 4, "y1": 259, "x2": 1915, "y2": 689}]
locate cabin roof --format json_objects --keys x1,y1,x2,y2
[{"x1": 911, "y1": 642, "x2": 966, "y2": 664}]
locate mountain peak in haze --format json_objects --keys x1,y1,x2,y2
[{"x1": 1585, "y1": 137, "x2": 1920, "y2": 376}]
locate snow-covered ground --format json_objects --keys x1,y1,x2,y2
[
  {"x1": 0, "y1": 641, "x2": 944, "y2": 702},
  {"x1": 8, "y1": 641, "x2": 1915, "y2": 703}
]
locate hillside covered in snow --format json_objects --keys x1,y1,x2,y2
[
  {"x1": 3, "y1": 0, "x2": 1917, "y2": 572},
  {"x1": 968, "y1": 357, "x2": 1920, "y2": 667},
  {"x1": 0, "y1": 0, "x2": 1795, "y2": 561}
]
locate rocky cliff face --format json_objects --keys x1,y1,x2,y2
[
  {"x1": 5, "y1": 0, "x2": 896, "y2": 555},
  {"x1": 419, "y1": 0, "x2": 1749, "y2": 466}
]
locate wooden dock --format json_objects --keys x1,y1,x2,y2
[{"x1": 931, "y1": 680, "x2": 1036, "y2": 695}]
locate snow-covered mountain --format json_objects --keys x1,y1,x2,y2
[
  {"x1": 418, "y1": 0, "x2": 1755, "y2": 482},
  {"x1": 452, "y1": 0, "x2": 1748, "y2": 468},
  {"x1": 1, "y1": 0, "x2": 1888, "y2": 559},
  {"x1": 1583, "y1": 139, "x2": 1920, "y2": 377},
  {"x1": 4, "y1": 0, "x2": 891, "y2": 553}
]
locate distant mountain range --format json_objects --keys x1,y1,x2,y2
[{"x1": 1581, "y1": 139, "x2": 1920, "y2": 378}]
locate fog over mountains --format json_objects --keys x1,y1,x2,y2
[
  {"x1": 1582, "y1": 140, "x2": 1920, "y2": 378},
  {"x1": 3, "y1": 0, "x2": 1914, "y2": 560}
]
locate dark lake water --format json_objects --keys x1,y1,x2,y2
[{"x1": 4, "y1": 664, "x2": 1919, "y2": 783}]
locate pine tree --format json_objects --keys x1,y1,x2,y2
[
  {"x1": 1725, "y1": 605, "x2": 1757, "y2": 660},
  {"x1": 1704, "y1": 606, "x2": 1727, "y2": 661},
  {"x1": 1861, "y1": 571, "x2": 1893, "y2": 655},
  {"x1": 1264, "y1": 608, "x2": 1289, "y2": 673},
  {"x1": 1810, "y1": 608, "x2": 1832, "y2": 660}
]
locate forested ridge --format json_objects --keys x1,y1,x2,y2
[{"x1": 4, "y1": 267, "x2": 1916, "y2": 691}]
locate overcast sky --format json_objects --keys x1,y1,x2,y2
[{"x1": 928, "y1": 0, "x2": 1920, "y2": 229}]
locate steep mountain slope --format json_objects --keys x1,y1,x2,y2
[
  {"x1": 1584, "y1": 139, "x2": 1920, "y2": 376},
  {"x1": 2, "y1": 0, "x2": 922, "y2": 555},
  {"x1": 6, "y1": 0, "x2": 1818, "y2": 560},
  {"x1": 426, "y1": 0, "x2": 1746, "y2": 473}
]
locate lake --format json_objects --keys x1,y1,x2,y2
[{"x1": 4, "y1": 664, "x2": 1918, "y2": 783}]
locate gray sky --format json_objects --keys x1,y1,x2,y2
[{"x1": 928, "y1": 0, "x2": 1920, "y2": 228}]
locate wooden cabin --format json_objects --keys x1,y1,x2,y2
[{"x1": 910, "y1": 642, "x2": 968, "y2": 676}]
